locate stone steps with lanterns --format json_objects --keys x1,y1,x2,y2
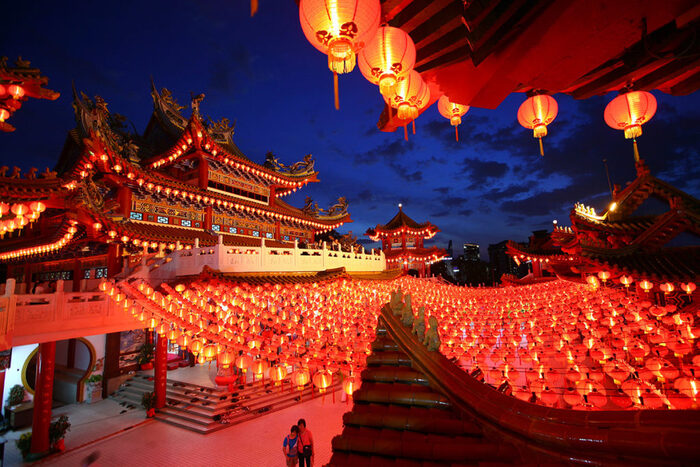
[{"x1": 113, "y1": 371, "x2": 343, "y2": 435}]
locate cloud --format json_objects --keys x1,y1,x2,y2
[
  {"x1": 461, "y1": 159, "x2": 509, "y2": 179},
  {"x1": 433, "y1": 187, "x2": 450, "y2": 194}
]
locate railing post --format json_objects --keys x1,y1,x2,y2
[
  {"x1": 56, "y1": 280, "x2": 65, "y2": 322},
  {"x1": 260, "y1": 238, "x2": 266, "y2": 269},
  {"x1": 322, "y1": 242, "x2": 327, "y2": 269},
  {"x1": 194, "y1": 238, "x2": 200, "y2": 249}
]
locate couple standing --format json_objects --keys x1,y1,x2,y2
[{"x1": 282, "y1": 418, "x2": 313, "y2": 466}]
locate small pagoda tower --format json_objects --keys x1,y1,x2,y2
[{"x1": 366, "y1": 204, "x2": 446, "y2": 277}]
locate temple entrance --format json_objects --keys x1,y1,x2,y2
[{"x1": 21, "y1": 338, "x2": 95, "y2": 404}]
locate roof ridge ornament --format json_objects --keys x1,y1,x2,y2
[{"x1": 265, "y1": 153, "x2": 315, "y2": 176}]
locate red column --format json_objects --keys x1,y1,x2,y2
[
  {"x1": 154, "y1": 333, "x2": 168, "y2": 409},
  {"x1": 31, "y1": 341, "x2": 56, "y2": 454}
]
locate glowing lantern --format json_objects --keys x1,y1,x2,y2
[
  {"x1": 620, "y1": 275, "x2": 634, "y2": 288},
  {"x1": 0, "y1": 109, "x2": 9, "y2": 123},
  {"x1": 586, "y1": 276, "x2": 599, "y2": 289},
  {"x1": 292, "y1": 369, "x2": 311, "y2": 390},
  {"x1": 203, "y1": 345, "x2": 217, "y2": 361},
  {"x1": 7, "y1": 85, "x2": 25, "y2": 99},
  {"x1": 604, "y1": 91, "x2": 657, "y2": 162},
  {"x1": 190, "y1": 339, "x2": 204, "y2": 356},
  {"x1": 384, "y1": 70, "x2": 429, "y2": 140},
  {"x1": 299, "y1": 0, "x2": 381, "y2": 109},
  {"x1": 640, "y1": 280, "x2": 653, "y2": 293},
  {"x1": 681, "y1": 282, "x2": 696, "y2": 295},
  {"x1": 251, "y1": 359, "x2": 269, "y2": 376},
  {"x1": 660, "y1": 282, "x2": 675, "y2": 295},
  {"x1": 437, "y1": 95, "x2": 469, "y2": 142},
  {"x1": 166, "y1": 329, "x2": 180, "y2": 343},
  {"x1": 11, "y1": 203, "x2": 28, "y2": 218},
  {"x1": 218, "y1": 349, "x2": 235, "y2": 368},
  {"x1": 597, "y1": 271, "x2": 611, "y2": 284},
  {"x1": 343, "y1": 375, "x2": 358, "y2": 397},
  {"x1": 312, "y1": 370, "x2": 333, "y2": 393},
  {"x1": 155, "y1": 323, "x2": 169, "y2": 336},
  {"x1": 517, "y1": 94, "x2": 558, "y2": 156},
  {"x1": 235, "y1": 355, "x2": 251, "y2": 373},
  {"x1": 358, "y1": 26, "x2": 416, "y2": 97},
  {"x1": 270, "y1": 364, "x2": 288, "y2": 386},
  {"x1": 176, "y1": 334, "x2": 191, "y2": 349}
]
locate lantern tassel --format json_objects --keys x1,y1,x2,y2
[
  {"x1": 412, "y1": 120, "x2": 416, "y2": 135},
  {"x1": 333, "y1": 72, "x2": 339, "y2": 110},
  {"x1": 538, "y1": 137, "x2": 544, "y2": 156},
  {"x1": 632, "y1": 139, "x2": 640, "y2": 162},
  {"x1": 455, "y1": 126, "x2": 459, "y2": 142},
  {"x1": 404, "y1": 125, "x2": 408, "y2": 141}
]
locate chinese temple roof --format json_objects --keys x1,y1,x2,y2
[
  {"x1": 366, "y1": 206, "x2": 439, "y2": 238},
  {"x1": 377, "y1": 0, "x2": 700, "y2": 131},
  {"x1": 0, "y1": 56, "x2": 59, "y2": 132},
  {"x1": 507, "y1": 160, "x2": 700, "y2": 283}
]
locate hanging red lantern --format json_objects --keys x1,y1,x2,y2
[
  {"x1": 218, "y1": 349, "x2": 235, "y2": 368},
  {"x1": 358, "y1": 25, "x2": 416, "y2": 97},
  {"x1": 517, "y1": 94, "x2": 558, "y2": 156},
  {"x1": 299, "y1": 0, "x2": 381, "y2": 109},
  {"x1": 384, "y1": 70, "x2": 429, "y2": 140},
  {"x1": 312, "y1": 370, "x2": 333, "y2": 393},
  {"x1": 437, "y1": 95, "x2": 469, "y2": 142},
  {"x1": 7, "y1": 85, "x2": 25, "y2": 100},
  {"x1": 604, "y1": 90, "x2": 657, "y2": 162},
  {"x1": 270, "y1": 364, "x2": 288, "y2": 386},
  {"x1": 0, "y1": 108, "x2": 9, "y2": 123},
  {"x1": 660, "y1": 282, "x2": 675, "y2": 295},
  {"x1": 640, "y1": 280, "x2": 654, "y2": 293},
  {"x1": 680, "y1": 282, "x2": 696, "y2": 295},
  {"x1": 235, "y1": 354, "x2": 252, "y2": 373},
  {"x1": 292, "y1": 369, "x2": 311, "y2": 390},
  {"x1": 620, "y1": 275, "x2": 634, "y2": 288}
]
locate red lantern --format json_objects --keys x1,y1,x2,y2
[
  {"x1": 681, "y1": 282, "x2": 696, "y2": 295},
  {"x1": 299, "y1": 0, "x2": 381, "y2": 109},
  {"x1": 270, "y1": 364, "x2": 288, "y2": 386},
  {"x1": 437, "y1": 95, "x2": 469, "y2": 142},
  {"x1": 660, "y1": 282, "x2": 675, "y2": 295},
  {"x1": 517, "y1": 94, "x2": 558, "y2": 156},
  {"x1": 218, "y1": 349, "x2": 235, "y2": 368},
  {"x1": 0, "y1": 108, "x2": 9, "y2": 123},
  {"x1": 235, "y1": 355, "x2": 251, "y2": 373},
  {"x1": 358, "y1": 26, "x2": 416, "y2": 97},
  {"x1": 312, "y1": 370, "x2": 333, "y2": 393},
  {"x1": 640, "y1": 280, "x2": 653, "y2": 293},
  {"x1": 292, "y1": 369, "x2": 311, "y2": 390},
  {"x1": 7, "y1": 85, "x2": 25, "y2": 100},
  {"x1": 604, "y1": 91, "x2": 657, "y2": 162}
]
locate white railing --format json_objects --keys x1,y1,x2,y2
[
  {"x1": 146, "y1": 236, "x2": 386, "y2": 280},
  {"x1": 0, "y1": 279, "x2": 141, "y2": 349}
]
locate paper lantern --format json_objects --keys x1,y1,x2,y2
[
  {"x1": 270, "y1": 364, "x2": 288, "y2": 386},
  {"x1": 292, "y1": 369, "x2": 311, "y2": 389},
  {"x1": 517, "y1": 94, "x2": 558, "y2": 156},
  {"x1": 660, "y1": 282, "x2": 675, "y2": 294},
  {"x1": 7, "y1": 85, "x2": 25, "y2": 99},
  {"x1": 358, "y1": 26, "x2": 416, "y2": 97},
  {"x1": 218, "y1": 349, "x2": 235, "y2": 368},
  {"x1": 681, "y1": 282, "x2": 696, "y2": 295},
  {"x1": 11, "y1": 203, "x2": 28, "y2": 218},
  {"x1": 0, "y1": 108, "x2": 9, "y2": 122},
  {"x1": 640, "y1": 280, "x2": 653, "y2": 292},
  {"x1": 437, "y1": 95, "x2": 470, "y2": 142},
  {"x1": 604, "y1": 91, "x2": 657, "y2": 162},
  {"x1": 235, "y1": 354, "x2": 251, "y2": 373},
  {"x1": 299, "y1": 0, "x2": 381, "y2": 109},
  {"x1": 312, "y1": 370, "x2": 333, "y2": 393}
]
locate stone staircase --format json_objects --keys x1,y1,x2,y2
[{"x1": 112, "y1": 372, "x2": 341, "y2": 434}]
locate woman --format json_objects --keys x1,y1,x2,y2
[
  {"x1": 283, "y1": 425, "x2": 300, "y2": 466},
  {"x1": 297, "y1": 418, "x2": 314, "y2": 467}
]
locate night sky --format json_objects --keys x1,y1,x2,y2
[{"x1": 2, "y1": 1, "x2": 699, "y2": 259}]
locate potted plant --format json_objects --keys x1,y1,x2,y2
[
  {"x1": 15, "y1": 432, "x2": 32, "y2": 459},
  {"x1": 137, "y1": 343, "x2": 155, "y2": 370},
  {"x1": 142, "y1": 391, "x2": 156, "y2": 418},
  {"x1": 49, "y1": 415, "x2": 70, "y2": 452},
  {"x1": 5, "y1": 384, "x2": 33, "y2": 429},
  {"x1": 84, "y1": 374, "x2": 103, "y2": 403}
]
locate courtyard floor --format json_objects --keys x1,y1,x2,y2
[{"x1": 6, "y1": 392, "x2": 350, "y2": 466}]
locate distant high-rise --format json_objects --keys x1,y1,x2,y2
[{"x1": 463, "y1": 243, "x2": 480, "y2": 261}]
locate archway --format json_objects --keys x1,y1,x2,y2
[{"x1": 21, "y1": 338, "x2": 96, "y2": 403}]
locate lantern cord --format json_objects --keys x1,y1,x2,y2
[
  {"x1": 632, "y1": 139, "x2": 640, "y2": 162},
  {"x1": 333, "y1": 72, "x2": 340, "y2": 110},
  {"x1": 538, "y1": 137, "x2": 544, "y2": 156},
  {"x1": 455, "y1": 126, "x2": 459, "y2": 142},
  {"x1": 412, "y1": 120, "x2": 416, "y2": 135},
  {"x1": 404, "y1": 125, "x2": 408, "y2": 141}
]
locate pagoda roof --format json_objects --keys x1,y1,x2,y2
[
  {"x1": 366, "y1": 207, "x2": 439, "y2": 238},
  {"x1": 1, "y1": 56, "x2": 59, "y2": 132}
]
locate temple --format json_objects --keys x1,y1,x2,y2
[
  {"x1": 0, "y1": 82, "x2": 390, "y2": 295},
  {"x1": 506, "y1": 158, "x2": 700, "y2": 288},
  {"x1": 366, "y1": 205, "x2": 446, "y2": 277}
]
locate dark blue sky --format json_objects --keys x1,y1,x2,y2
[{"x1": 2, "y1": 1, "x2": 699, "y2": 258}]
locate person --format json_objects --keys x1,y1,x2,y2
[
  {"x1": 297, "y1": 418, "x2": 314, "y2": 467},
  {"x1": 283, "y1": 425, "x2": 300, "y2": 467}
]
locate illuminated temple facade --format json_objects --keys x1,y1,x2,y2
[
  {"x1": 366, "y1": 205, "x2": 446, "y2": 277},
  {"x1": 0, "y1": 83, "x2": 387, "y2": 293}
]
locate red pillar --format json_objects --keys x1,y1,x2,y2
[
  {"x1": 154, "y1": 333, "x2": 168, "y2": 409},
  {"x1": 31, "y1": 341, "x2": 56, "y2": 454}
]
